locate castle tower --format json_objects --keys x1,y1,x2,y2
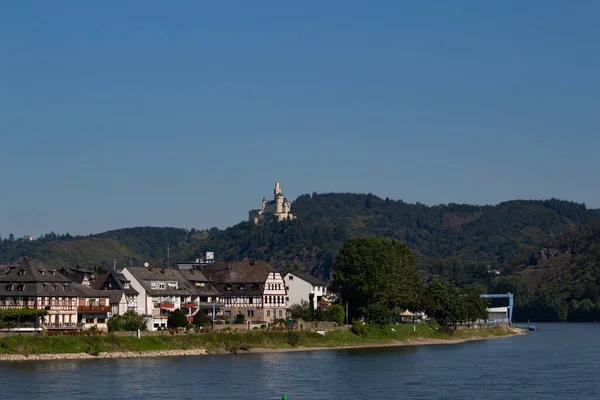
[{"x1": 274, "y1": 181, "x2": 281, "y2": 196}]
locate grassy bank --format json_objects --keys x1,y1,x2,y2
[{"x1": 0, "y1": 324, "x2": 519, "y2": 357}]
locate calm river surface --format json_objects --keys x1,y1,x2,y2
[{"x1": 1, "y1": 324, "x2": 599, "y2": 399}]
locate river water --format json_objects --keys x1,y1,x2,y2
[{"x1": 1, "y1": 324, "x2": 598, "y2": 399}]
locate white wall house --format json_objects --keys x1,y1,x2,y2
[
  {"x1": 284, "y1": 272, "x2": 329, "y2": 310},
  {"x1": 121, "y1": 266, "x2": 193, "y2": 331}
]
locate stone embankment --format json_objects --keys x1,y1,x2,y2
[{"x1": 0, "y1": 348, "x2": 207, "y2": 362}]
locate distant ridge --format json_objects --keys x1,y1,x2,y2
[{"x1": 1, "y1": 193, "x2": 599, "y2": 321}]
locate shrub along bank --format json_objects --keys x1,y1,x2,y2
[{"x1": 0, "y1": 322, "x2": 517, "y2": 357}]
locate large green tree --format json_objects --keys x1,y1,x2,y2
[
  {"x1": 331, "y1": 237, "x2": 421, "y2": 325},
  {"x1": 107, "y1": 310, "x2": 146, "y2": 332},
  {"x1": 167, "y1": 308, "x2": 188, "y2": 328}
]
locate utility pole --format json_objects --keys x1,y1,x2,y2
[{"x1": 345, "y1": 301, "x2": 349, "y2": 325}]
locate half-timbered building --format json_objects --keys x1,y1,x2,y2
[
  {"x1": 0, "y1": 258, "x2": 79, "y2": 330},
  {"x1": 200, "y1": 261, "x2": 287, "y2": 323}
]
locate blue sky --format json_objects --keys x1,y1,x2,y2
[{"x1": 1, "y1": 1, "x2": 599, "y2": 238}]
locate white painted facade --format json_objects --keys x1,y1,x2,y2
[
  {"x1": 121, "y1": 268, "x2": 147, "y2": 315},
  {"x1": 284, "y1": 272, "x2": 328, "y2": 310}
]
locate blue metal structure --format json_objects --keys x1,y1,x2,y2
[{"x1": 480, "y1": 293, "x2": 514, "y2": 324}]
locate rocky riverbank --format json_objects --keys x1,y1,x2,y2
[{"x1": 0, "y1": 348, "x2": 207, "y2": 361}]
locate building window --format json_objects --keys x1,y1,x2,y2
[
  {"x1": 288, "y1": 276, "x2": 294, "y2": 280},
  {"x1": 42, "y1": 284, "x2": 48, "y2": 291},
  {"x1": 17, "y1": 285, "x2": 24, "y2": 292},
  {"x1": 123, "y1": 282, "x2": 130, "y2": 289},
  {"x1": 247, "y1": 310, "x2": 254, "y2": 317},
  {"x1": 151, "y1": 282, "x2": 157, "y2": 289},
  {"x1": 239, "y1": 285, "x2": 245, "y2": 291},
  {"x1": 225, "y1": 310, "x2": 231, "y2": 317},
  {"x1": 286, "y1": 297, "x2": 289, "y2": 301},
  {"x1": 97, "y1": 317, "x2": 106, "y2": 323},
  {"x1": 266, "y1": 310, "x2": 271, "y2": 317},
  {"x1": 158, "y1": 283, "x2": 165, "y2": 290},
  {"x1": 5, "y1": 285, "x2": 13, "y2": 292},
  {"x1": 249, "y1": 297, "x2": 253, "y2": 304},
  {"x1": 53, "y1": 285, "x2": 59, "y2": 291},
  {"x1": 279, "y1": 310, "x2": 283, "y2": 317}
]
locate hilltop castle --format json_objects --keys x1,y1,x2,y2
[{"x1": 249, "y1": 182, "x2": 295, "y2": 223}]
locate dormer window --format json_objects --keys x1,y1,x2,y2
[
  {"x1": 239, "y1": 285, "x2": 245, "y2": 291},
  {"x1": 63, "y1": 284, "x2": 69, "y2": 291},
  {"x1": 123, "y1": 282, "x2": 130, "y2": 289},
  {"x1": 40, "y1": 269, "x2": 45, "y2": 276},
  {"x1": 17, "y1": 284, "x2": 24, "y2": 292},
  {"x1": 53, "y1": 284, "x2": 59, "y2": 291},
  {"x1": 51, "y1": 270, "x2": 57, "y2": 277},
  {"x1": 5, "y1": 284, "x2": 14, "y2": 292},
  {"x1": 42, "y1": 284, "x2": 48, "y2": 291},
  {"x1": 18, "y1": 269, "x2": 25, "y2": 276},
  {"x1": 226, "y1": 285, "x2": 232, "y2": 291}
]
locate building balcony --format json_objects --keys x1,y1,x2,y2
[
  {"x1": 44, "y1": 305, "x2": 78, "y2": 312},
  {"x1": 42, "y1": 322, "x2": 84, "y2": 330},
  {"x1": 0, "y1": 304, "x2": 36, "y2": 309},
  {"x1": 78, "y1": 305, "x2": 111, "y2": 313},
  {"x1": 197, "y1": 301, "x2": 224, "y2": 308}
]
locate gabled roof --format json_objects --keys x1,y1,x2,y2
[
  {"x1": 71, "y1": 283, "x2": 110, "y2": 299},
  {"x1": 0, "y1": 258, "x2": 75, "y2": 297},
  {"x1": 200, "y1": 261, "x2": 276, "y2": 284},
  {"x1": 178, "y1": 269, "x2": 220, "y2": 296},
  {"x1": 286, "y1": 271, "x2": 328, "y2": 286},
  {"x1": 123, "y1": 266, "x2": 195, "y2": 296},
  {"x1": 107, "y1": 290, "x2": 126, "y2": 304},
  {"x1": 93, "y1": 270, "x2": 138, "y2": 296},
  {"x1": 59, "y1": 267, "x2": 90, "y2": 285}
]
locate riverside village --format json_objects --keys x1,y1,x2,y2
[{"x1": 0, "y1": 183, "x2": 516, "y2": 360}]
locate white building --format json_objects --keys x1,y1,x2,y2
[
  {"x1": 487, "y1": 306, "x2": 509, "y2": 324},
  {"x1": 284, "y1": 271, "x2": 329, "y2": 310},
  {"x1": 121, "y1": 266, "x2": 198, "y2": 331}
]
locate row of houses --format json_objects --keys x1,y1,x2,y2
[{"x1": 0, "y1": 257, "x2": 331, "y2": 332}]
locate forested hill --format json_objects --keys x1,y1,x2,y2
[
  {"x1": 2, "y1": 193, "x2": 599, "y2": 320},
  {"x1": 1, "y1": 194, "x2": 596, "y2": 277}
]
